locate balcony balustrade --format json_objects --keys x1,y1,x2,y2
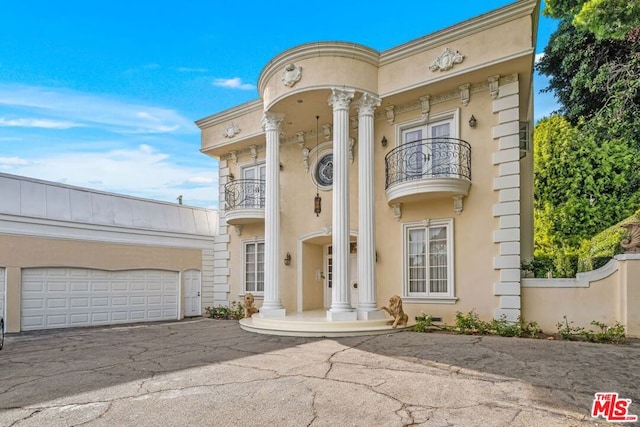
[
  {"x1": 385, "y1": 137, "x2": 471, "y2": 204},
  {"x1": 224, "y1": 179, "x2": 265, "y2": 225}
]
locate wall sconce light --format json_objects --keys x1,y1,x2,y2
[
  {"x1": 284, "y1": 252, "x2": 292, "y2": 266},
  {"x1": 381, "y1": 136, "x2": 388, "y2": 147},
  {"x1": 468, "y1": 115, "x2": 477, "y2": 128},
  {"x1": 228, "y1": 173, "x2": 235, "y2": 181}
]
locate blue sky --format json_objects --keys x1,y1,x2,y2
[{"x1": 0, "y1": 1, "x2": 558, "y2": 209}]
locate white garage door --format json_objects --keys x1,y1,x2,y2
[
  {"x1": 0, "y1": 267, "x2": 5, "y2": 321},
  {"x1": 21, "y1": 268, "x2": 178, "y2": 331}
]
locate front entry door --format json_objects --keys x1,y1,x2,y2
[
  {"x1": 184, "y1": 270, "x2": 201, "y2": 317},
  {"x1": 324, "y1": 244, "x2": 358, "y2": 309}
]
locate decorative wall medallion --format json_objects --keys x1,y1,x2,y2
[
  {"x1": 223, "y1": 122, "x2": 240, "y2": 138},
  {"x1": 429, "y1": 48, "x2": 464, "y2": 72},
  {"x1": 281, "y1": 63, "x2": 302, "y2": 87}
]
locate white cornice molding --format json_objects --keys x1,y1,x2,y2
[
  {"x1": 258, "y1": 42, "x2": 380, "y2": 95},
  {"x1": 200, "y1": 129, "x2": 266, "y2": 155},
  {"x1": 374, "y1": 74, "x2": 517, "y2": 122},
  {"x1": 0, "y1": 215, "x2": 216, "y2": 249},
  {"x1": 379, "y1": 0, "x2": 538, "y2": 66}
]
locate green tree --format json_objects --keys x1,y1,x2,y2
[
  {"x1": 546, "y1": 0, "x2": 640, "y2": 40},
  {"x1": 533, "y1": 116, "x2": 640, "y2": 275},
  {"x1": 533, "y1": 1, "x2": 640, "y2": 276}
]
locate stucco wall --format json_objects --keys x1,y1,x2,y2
[{"x1": 522, "y1": 255, "x2": 640, "y2": 337}]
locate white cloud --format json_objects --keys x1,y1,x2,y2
[
  {"x1": 0, "y1": 117, "x2": 82, "y2": 129},
  {"x1": 185, "y1": 176, "x2": 215, "y2": 184},
  {"x1": 213, "y1": 77, "x2": 255, "y2": 90},
  {"x1": 0, "y1": 156, "x2": 30, "y2": 168},
  {"x1": 6, "y1": 144, "x2": 219, "y2": 208},
  {"x1": 535, "y1": 53, "x2": 545, "y2": 64},
  {"x1": 0, "y1": 84, "x2": 197, "y2": 135},
  {"x1": 177, "y1": 67, "x2": 208, "y2": 73}
]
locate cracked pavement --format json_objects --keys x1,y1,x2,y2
[{"x1": 0, "y1": 319, "x2": 638, "y2": 426}]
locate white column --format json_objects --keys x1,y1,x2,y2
[
  {"x1": 327, "y1": 88, "x2": 357, "y2": 321},
  {"x1": 355, "y1": 92, "x2": 385, "y2": 320},
  {"x1": 260, "y1": 112, "x2": 285, "y2": 317}
]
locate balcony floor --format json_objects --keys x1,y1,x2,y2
[{"x1": 239, "y1": 309, "x2": 413, "y2": 337}]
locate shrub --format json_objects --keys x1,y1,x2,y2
[
  {"x1": 454, "y1": 310, "x2": 491, "y2": 335},
  {"x1": 414, "y1": 313, "x2": 436, "y2": 333},
  {"x1": 556, "y1": 316, "x2": 627, "y2": 343},
  {"x1": 556, "y1": 315, "x2": 584, "y2": 340},
  {"x1": 204, "y1": 301, "x2": 244, "y2": 320},
  {"x1": 580, "y1": 321, "x2": 626, "y2": 344}
]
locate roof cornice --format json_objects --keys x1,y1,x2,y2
[
  {"x1": 195, "y1": 99, "x2": 264, "y2": 129},
  {"x1": 380, "y1": 0, "x2": 539, "y2": 66},
  {"x1": 257, "y1": 42, "x2": 379, "y2": 96}
]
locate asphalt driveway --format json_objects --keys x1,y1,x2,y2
[{"x1": 1, "y1": 318, "x2": 638, "y2": 426}]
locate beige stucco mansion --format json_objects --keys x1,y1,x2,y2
[
  {"x1": 197, "y1": 0, "x2": 538, "y2": 332},
  {"x1": 3, "y1": 0, "x2": 638, "y2": 336}
]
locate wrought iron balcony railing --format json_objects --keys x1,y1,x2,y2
[
  {"x1": 385, "y1": 138, "x2": 471, "y2": 189},
  {"x1": 224, "y1": 179, "x2": 265, "y2": 211}
]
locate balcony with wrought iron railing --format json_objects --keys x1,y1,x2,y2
[
  {"x1": 385, "y1": 138, "x2": 471, "y2": 205},
  {"x1": 224, "y1": 179, "x2": 266, "y2": 225}
]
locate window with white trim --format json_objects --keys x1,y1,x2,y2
[
  {"x1": 401, "y1": 116, "x2": 456, "y2": 178},
  {"x1": 238, "y1": 163, "x2": 266, "y2": 209},
  {"x1": 243, "y1": 240, "x2": 264, "y2": 294},
  {"x1": 403, "y1": 218, "x2": 454, "y2": 299}
]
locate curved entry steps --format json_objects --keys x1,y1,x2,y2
[{"x1": 239, "y1": 309, "x2": 412, "y2": 337}]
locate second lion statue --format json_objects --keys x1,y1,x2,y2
[{"x1": 381, "y1": 295, "x2": 408, "y2": 328}]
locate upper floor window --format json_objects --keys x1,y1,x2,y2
[{"x1": 401, "y1": 115, "x2": 457, "y2": 178}]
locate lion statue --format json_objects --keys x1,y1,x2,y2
[
  {"x1": 381, "y1": 295, "x2": 408, "y2": 328},
  {"x1": 243, "y1": 293, "x2": 259, "y2": 318}
]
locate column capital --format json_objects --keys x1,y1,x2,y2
[
  {"x1": 328, "y1": 88, "x2": 355, "y2": 111},
  {"x1": 354, "y1": 92, "x2": 381, "y2": 117},
  {"x1": 261, "y1": 112, "x2": 284, "y2": 132}
]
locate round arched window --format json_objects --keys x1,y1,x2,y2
[{"x1": 315, "y1": 153, "x2": 333, "y2": 187}]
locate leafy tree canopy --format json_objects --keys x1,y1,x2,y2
[{"x1": 545, "y1": 0, "x2": 640, "y2": 40}]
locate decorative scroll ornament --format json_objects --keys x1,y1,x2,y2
[
  {"x1": 322, "y1": 123, "x2": 333, "y2": 141},
  {"x1": 488, "y1": 75, "x2": 500, "y2": 99},
  {"x1": 459, "y1": 83, "x2": 470, "y2": 106},
  {"x1": 429, "y1": 48, "x2": 464, "y2": 72},
  {"x1": 282, "y1": 63, "x2": 303, "y2": 87},
  {"x1": 223, "y1": 122, "x2": 240, "y2": 138},
  {"x1": 302, "y1": 147, "x2": 310, "y2": 173},
  {"x1": 385, "y1": 105, "x2": 395, "y2": 125},
  {"x1": 621, "y1": 222, "x2": 640, "y2": 253}
]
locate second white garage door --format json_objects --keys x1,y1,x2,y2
[{"x1": 21, "y1": 268, "x2": 179, "y2": 331}]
